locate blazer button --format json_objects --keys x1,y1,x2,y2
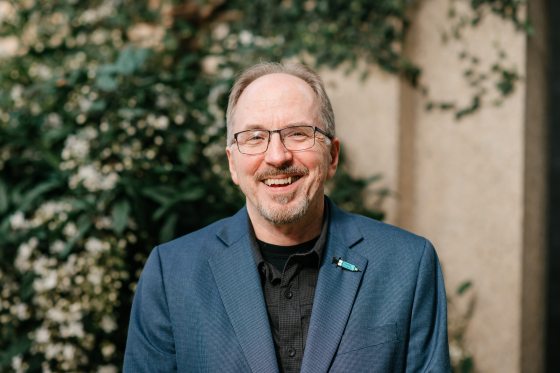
[
  {"x1": 288, "y1": 348, "x2": 296, "y2": 357},
  {"x1": 285, "y1": 290, "x2": 293, "y2": 299}
]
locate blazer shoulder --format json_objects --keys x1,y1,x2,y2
[
  {"x1": 155, "y1": 214, "x2": 234, "y2": 260},
  {"x1": 336, "y1": 209, "x2": 435, "y2": 259}
]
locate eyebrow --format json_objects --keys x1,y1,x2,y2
[{"x1": 239, "y1": 122, "x2": 314, "y2": 130}]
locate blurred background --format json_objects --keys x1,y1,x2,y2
[{"x1": 0, "y1": 0, "x2": 555, "y2": 372}]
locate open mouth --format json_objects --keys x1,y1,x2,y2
[{"x1": 262, "y1": 176, "x2": 302, "y2": 187}]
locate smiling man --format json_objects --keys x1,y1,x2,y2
[{"x1": 124, "y1": 62, "x2": 451, "y2": 372}]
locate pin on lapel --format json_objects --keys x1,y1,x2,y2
[{"x1": 332, "y1": 257, "x2": 361, "y2": 272}]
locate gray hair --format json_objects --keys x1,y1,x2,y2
[{"x1": 225, "y1": 62, "x2": 335, "y2": 145}]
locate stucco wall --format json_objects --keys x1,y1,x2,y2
[{"x1": 324, "y1": 0, "x2": 545, "y2": 371}]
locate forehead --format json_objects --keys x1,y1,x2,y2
[{"x1": 233, "y1": 73, "x2": 319, "y2": 129}]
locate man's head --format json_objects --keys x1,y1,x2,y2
[
  {"x1": 225, "y1": 62, "x2": 340, "y2": 228},
  {"x1": 226, "y1": 62, "x2": 336, "y2": 145}
]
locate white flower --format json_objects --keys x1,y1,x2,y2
[
  {"x1": 35, "y1": 326, "x2": 51, "y2": 344},
  {"x1": 63, "y1": 222, "x2": 77, "y2": 237},
  {"x1": 0, "y1": 36, "x2": 19, "y2": 58},
  {"x1": 85, "y1": 237, "x2": 109, "y2": 254},
  {"x1": 9, "y1": 211, "x2": 27, "y2": 230},
  {"x1": 15, "y1": 238, "x2": 38, "y2": 271},
  {"x1": 94, "y1": 216, "x2": 113, "y2": 229},
  {"x1": 212, "y1": 23, "x2": 229, "y2": 40},
  {"x1": 239, "y1": 30, "x2": 253, "y2": 45},
  {"x1": 10, "y1": 355, "x2": 24, "y2": 373},
  {"x1": 60, "y1": 320, "x2": 84, "y2": 338},
  {"x1": 87, "y1": 267, "x2": 103, "y2": 286},
  {"x1": 62, "y1": 343, "x2": 76, "y2": 361},
  {"x1": 69, "y1": 165, "x2": 119, "y2": 192},
  {"x1": 151, "y1": 115, "x2": 169, "y2": 130},
  {"x1": 10, "y1": 84, "x2": 23, "y2": 102},
  {"x1": 50, "y1": 240, "x2": 65, "y2": 254},
  {"x1": 44, "y1": 342, "x2": 63, "y2": 360},
  {"x1": 100, "y1": 315, "x2": 117, "y2": 333},
  {"x1": 46, "y1": 113, "x2": 62, "y2": 128},
  {"x1": 33, "y1": 201, "x2": 72, "y2": 226},
  {"x1": 34, "y1": 270, "x2": 57, "y2": 292},
  {"x1": 127, "y1": 23, "x2": 164, "y2": 48},
  {"x1": 79, "y1": 97, "x2": 93, "y2": 112},
  {"x1": 101, "y1": 343, "x2": 116, "y2": 358},
  {"x1": 62, "y1": 134, "x2": 90, "y2": 161},
  {"x1": 45, "y1": 307, "x2": 66, "y2": 323},
  {"x1": 155, "y1": 116, "x2": 169, "y2": 130},
  {"x1": 11, "y1": 303, "x2": 30, "y2": 320},
  {"x1": 98, "y1": 365, "x2": 118, "y2": 373}
]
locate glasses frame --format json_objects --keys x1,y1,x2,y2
[{"x1": 232, "y1": 125, "x2": 333, "y2": 155}]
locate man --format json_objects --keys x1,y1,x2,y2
[{"x1": 124, "y1": 62, "x2": 450, "y2": 372}]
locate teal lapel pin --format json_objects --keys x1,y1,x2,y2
[{"x1": 332, "y1": 257, "x2": 361, "y2": 272}]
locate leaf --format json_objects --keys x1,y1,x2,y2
[
  {"x1": 95, "y1": 73, "x2": 118, "y2": 92},
  {"x1": 178, "y1": 142, "x2": 196, "y2": 164},
  {"x1": 153, "y1": 203, "x2": 172, "y2": 221},
  {"x1": 0, "y1": 335, "x2": 31, "y2": 366},
  {"x1": 115, "y1": 47, "x2": 150, "y2": 75},
  {"x1": 456, "y1": 280, "x2": 472, "y2": 295},
  {"x1": 112, "y1": 200, "x2": 131, "y2": 234},
  {"x1": 0, "y1": 179, "x2": 8, "y2": 214},
  {"x1": 141, "y1": 186, "x2": 176, "y2": 205},
  {"x1": 19, "y1": 179, "x2": 61, "y2": 212},
  {"x1": 179, "y1": 186, "x2": 205, "y2": 201},
  {"x1": 159, "y1": 213, "x2": 178, "y2": 243},
  {"x1": 59, "y1": 215, "x2": 93, "y2": 258}
]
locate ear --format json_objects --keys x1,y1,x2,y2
[
  {"x1": 226, "y1": 146, "x2": 239, "y2": 185},
  {"x1": 326, "y1": 137, "x2": 340, "y2": 180}
]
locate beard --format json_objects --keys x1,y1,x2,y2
[
  {"x1": 256, "y1": 191, "x2": 310, "y2": 225},
  {"x1": 253, "y1": 165, "x2": 311, "y2": 225}
]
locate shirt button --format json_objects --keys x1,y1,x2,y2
[
  {"x1": 285, "y1": 290, "x2": 293, "y2": 299},
  {"x1": 288, "y1": 348, "x2": 296, "y2": 357}
]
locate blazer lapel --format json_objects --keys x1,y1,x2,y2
[
  {"x1": 301, "y1": 202, "x2": 368, "y2": 373},
  {"x1": 208, "y1": 210, "x2": 279, "y2": 373}
]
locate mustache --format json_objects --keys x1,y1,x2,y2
[{"x1": 255, "y1": 165, "x2": 309, "y2": 181}]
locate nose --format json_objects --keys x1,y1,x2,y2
[{"x1": 264, "y1": 132, "x2": 293, "y2": 167}]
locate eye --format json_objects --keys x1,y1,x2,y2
[
  {"x1": 242, "y1": 130, "x2": 268, "y2": 145},
  {"x1": 284, "y1": 127, "x2": 312, "y2": 141}
]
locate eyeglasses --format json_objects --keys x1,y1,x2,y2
[{"x1": 232, "y1": 125, "x2": 333, "y2": 155}]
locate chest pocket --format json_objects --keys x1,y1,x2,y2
[{"x1": 337, "y1": 323, "x2": 398, "y2": 355}]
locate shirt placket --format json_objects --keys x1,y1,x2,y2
[{"x1": 278, "y1": 259, "x2": 303, "y2": 373}]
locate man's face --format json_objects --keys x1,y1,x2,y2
[{"x1": 226, "y1": 73, "x2": 339, "y2": 226}]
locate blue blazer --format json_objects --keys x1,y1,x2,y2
[{"x1": 124, "y1": 199, "x2": 450, "y2": 372}]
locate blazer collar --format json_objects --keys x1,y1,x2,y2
[
  {"x1": 215, "y1": 198, "x2": 363, "y2": 248},
  {"x1": 301, "y1": 198, "x2": 368, "y2": 373},
  {"x1": 210, "y1": 208, "x2": 279, "y2": 373}
]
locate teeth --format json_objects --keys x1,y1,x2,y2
[{"x1": 264, "y1": 177, "x2": 293, "y2": 186}]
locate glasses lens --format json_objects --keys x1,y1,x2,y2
[
  {"x1": 281, "y1": 126, "x2": 315, "y2": 151},
  {"x1": 236, "y1": 130, "x2": 269, "y2": 154},
  {"x1": 235, "y1": 126, "x2": 317, "y2": 154}
]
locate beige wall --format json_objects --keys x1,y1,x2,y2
[{"x1": 325, "y1": 0, "x2": 547, "y2": 371}]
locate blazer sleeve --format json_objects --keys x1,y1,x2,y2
[
  {"x1": 406, "y1": 240, "x2": 451, "y2": 373},
  {"x1": 123, "y1": 246, "x2": 177, "y2": 372}
]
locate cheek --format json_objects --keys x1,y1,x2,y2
[{"x1": 231, "y1": 157, "x2": 262, "y2": 186}]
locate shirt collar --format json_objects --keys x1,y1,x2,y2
[{"x1": 248, "y1": 200, "x2": 330, "y2": 278}]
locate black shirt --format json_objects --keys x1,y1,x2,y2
[{"x1": 250, "y1": 208, "x2": 329, "y2": 373}]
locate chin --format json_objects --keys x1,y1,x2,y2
[{"x1": 257, "y1": 197, "x2": 310, "y2": 225}]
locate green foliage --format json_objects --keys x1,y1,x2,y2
[
  {"x1": 428, "y1": 0, "x2": 528, "y2": 118},
  {"x1": 448, "y1": 281, "x2": 476, "y2": 373},
  {"x1": 0, "y1": 0, "x2": 526, "y2": 370}
]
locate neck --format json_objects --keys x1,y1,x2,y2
[{"x1": 248, "y1": 200, "x2": 325, "y2": 246}]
